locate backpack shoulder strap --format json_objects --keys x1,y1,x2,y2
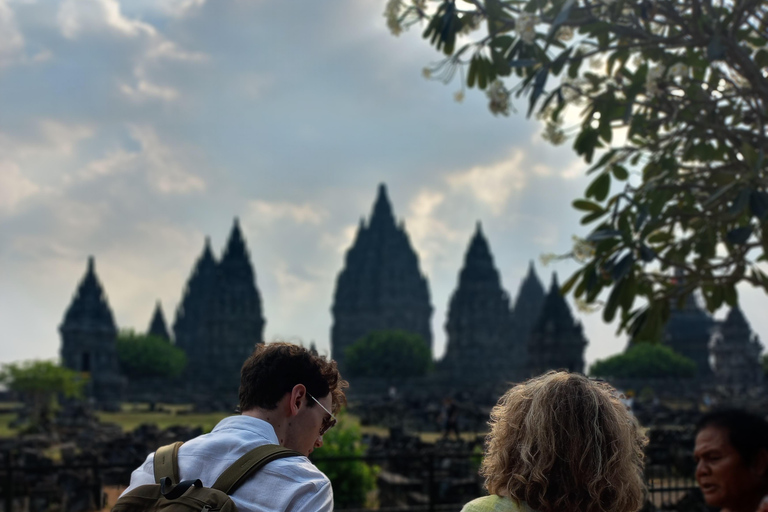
[
  {"x1": 212, "y1": 445, "x2": 302, "y2": 495},
  {"x1": 153, "y1": 441, "x2": 184, "y2": 485}
]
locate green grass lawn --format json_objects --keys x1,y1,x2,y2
[
  {"x1": 0, "y1": 403, "x2": 484, "y2": 442},
  {"x1": 96, "y1": 410, "x2": 233, "y2": 433}
]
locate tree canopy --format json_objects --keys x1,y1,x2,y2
[
  {"x1": 0, "y1": 360, "x2": 86, "y2": 428},
  {"x1": 345, "y1": 330, "x2": 433, "y2": 379},
  {"x1": 116, "y1": 331, "x2": 187, "y2": 380},
  {"x1": 387, "y1": 0, "x2": 768, "y2": 340},
  {"x1": 589, "y1": 342, "x2": 697, "y2": 378}
]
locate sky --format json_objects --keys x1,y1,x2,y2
[{"x1": 1, "y1": 0, "x2": 766, "y2": 368}]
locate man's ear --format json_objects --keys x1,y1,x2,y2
[
  {"x1": 288, "y1": 384, "x2": 307, "y2": 417},
  {"x1": 753, "y1": 449, "x2": 768, "y2": 477}
]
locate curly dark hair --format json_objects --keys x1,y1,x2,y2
[{"x1": 238, "y1": 342, "x2": 347, "y2": 414}]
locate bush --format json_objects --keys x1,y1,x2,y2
[
  {"x1": 116, "y1": 331, "x2": 187, "y2": 379},
  {"x1": 345, "y1": 330, "x2": 432, "y2": 380},
  {"x1": 312, "y1": 411, "x2": 378, "y2": 509},
  {"x1": 590, "y1": 343, "x2": 696, "y2": 379}
]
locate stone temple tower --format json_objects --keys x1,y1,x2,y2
[
  {"x1": 331, "y1": 184, "x2": 433, "y2": 371},
  {"x1": 174, "y1": 220, "x2": 265, "y2": 399},
  {"x1": 59, "y1": 257, "x2": 122, "y2": 408},
  {"x1": 511, "y1": 261, "x2": 546, "y2": 350},
  {"x1": 210, "y1": 219, "x2": 265, "y2": 391},
  {"x1": 441, "y1": 223, "x2": 521, "y2": 386},
  {"x1": 527, "y1": 274, "x2": 588, "y2": 376},
  {"x1": 710, "y1": 306, "x2": 763, "y2": 389}
]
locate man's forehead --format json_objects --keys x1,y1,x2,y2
[{"x1": 695, "y1": 426, "x2": 729, "y2": 453}]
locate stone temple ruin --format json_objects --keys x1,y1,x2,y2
[{"x1": 59, "y1": 184, "x2": 764, "y2": 408}]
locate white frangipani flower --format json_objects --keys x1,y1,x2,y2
[
  {"x1": 460, "y1": 13, "x2": 482, "y2": 35},
  {"x1": 543, "y1": 122, "x2": 567, "y2": 145},
  {"x1": 516, "y1": 13, "x2": 538, "y2": 44},
  {"x1": 668, "y1": 62, "x2": 687, "y2": 78},
  {"x1": 486, "y1": 79, "x2": 511, "y2": 116},
  {"x1": 645, "y1": 65, "x2": 664, "y2": 96},
  {"x1": 556, "y1": 26, "x2": 573, "y2": 41},
  {"x1": 385, "y1": 0, "x2": 403, "y2": 36}
]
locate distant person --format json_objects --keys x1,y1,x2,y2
[
  {"x1": 440, "y1": 397, "x2": 460, "y2": 440},
  {"x1": 462, "y1": 371, "x2": 647, "y2": 512},
  {"x1": 121, "y1": 342, "x2": 348, "y2": 512},
  {"x1": 694, "y1": 409, "x2": 768, "y2": 512}
]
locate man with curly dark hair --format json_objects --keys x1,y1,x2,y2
[{"x1": 122, "y1": 342, "x2": 348, "y2": 512}]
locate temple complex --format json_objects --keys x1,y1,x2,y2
[
  {"x1": 59, "y1": 257, "x2": 122, "y2": 409},
  {"x1": 331, "y1": 184, "x2": 433, "y2": 371},
  {"x1": 57, "y1": 185, "x2": 763, "y2": 409}
]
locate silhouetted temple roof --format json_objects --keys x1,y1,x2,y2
[
  {"x1": 513, "y1": 261, "x2": 545, "y2": 311},
  {"x1": 147, "y1": 301, "x2": 171, "y2": 341},
  {"x1": 457, "y1": 222, "x2": 501, "y2": 287},
  {"x1": 61, "y1": 256, "x2": 117, "y2": 333},
  {"x1": 533, "y1": 274, "x2": 576, "y2": 333}
]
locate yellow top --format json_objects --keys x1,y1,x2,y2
[{"x1": 461, "y1": 495, "x2": 528, "y2": 512}]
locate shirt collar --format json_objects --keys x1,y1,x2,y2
[{"x1": 211, "y1": 415, "x2": 280, "y2": 444}]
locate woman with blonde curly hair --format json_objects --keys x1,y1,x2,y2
[{"x1": 462, "y1": 371, "x2": 647, "y2": 512}]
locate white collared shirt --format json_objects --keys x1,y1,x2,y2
[{"x1": 121, "y1": 415, "x2": 333, "y2": 512}]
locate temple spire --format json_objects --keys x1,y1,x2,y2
[
  {"x1": 458, "y1": 222, "x2": 499, "y2": 286},
  {"x1": 369, "y1": 183, "x2": 395, "y2": 229},
  {"x1": 61, "y1": 256, "x2": 116, "y2": 331},
  {"x1": 148, "y1": 301, "x2": 171, "y2": 341}
]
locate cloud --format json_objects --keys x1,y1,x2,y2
[
  {"x1": 0, "y1": 161, "x2": 39, "y2": 214},
  {"x1": 0, "y1": 0, "x2": 24, "y2": 67},
  {"x1": 406, "y1": 189, "x2": 464, "y2": 276},
  {"x1": 58, "y1": 0, "x2": 156, "y2": 39},
  {"x1": 246, "y1": 200, "x2": 327, "y2": 226},
  {"x1": 447, "y1": 149, "x2": 527, "y2": 214},
  {"x1": 120, "y1": 77, "x2": 179, "y2": 102},
  {"x1": 128, "y1": 126, "x2": 206, "y2": 194},
  {"x1": 146, "y1": 40, "x2": 207, "y2": 62}
]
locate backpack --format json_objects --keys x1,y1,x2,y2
[{"x1": 112, "y1": 442, "x2": 302, "y2": 512}]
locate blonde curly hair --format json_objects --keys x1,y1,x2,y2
[{"x1": 481, "y1": 371, "x2": 647, "y2": 512}]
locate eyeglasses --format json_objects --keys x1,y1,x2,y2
[{"x1": 307, "y1": 392, "x2": 337, "y2": 436}]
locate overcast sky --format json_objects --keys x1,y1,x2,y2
[{"x1": 1, "y1": 0, "x2": 766, "y2": 368}]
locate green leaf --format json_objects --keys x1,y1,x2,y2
[
  {"x1": 467, "y1": 55, "x2": 479, "y2": 88},
  {"x1": 611, "y1": 165, "x2": 629, "y2": 180},
  {"x1": 560, "y1": 269, "x2": 583, "y2": 295},
  {"x1": 603, "y1": 279, "x2": 624, "y2": 323},
  {"x1": 750, "y1": 191, "x2": 768, "y2": 220},
  {"x1": 726, "y1": 226, "x2": 753, "y2": 245},
  {"x1": 611, "y1": 253, "x2": 634, "y2": 281},
  {"x1": 581, "y1": 210, "x2": 608, "y2": 224},
  {"x1": 573, "y1": 199, "x2": 605, "y2": 212},
  {"x1": 586, "y1": 172, "x2": 611, "y2": 201}
]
